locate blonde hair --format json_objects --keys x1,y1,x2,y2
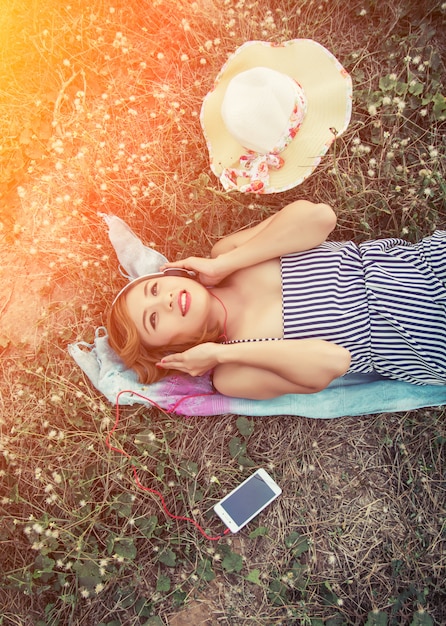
[{"x1": 107, "y1": 288, "x2": 221, "y2": 384}]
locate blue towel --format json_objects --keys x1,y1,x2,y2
[{"x1": 69, "y1": 326, "x2": 446, "y2": 418}]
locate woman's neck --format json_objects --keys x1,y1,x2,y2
[{"x1": 209, "y1": 288, "x2": 229, "y2": 341}]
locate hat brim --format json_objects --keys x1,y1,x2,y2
[{"x1": 201, "y1": 39, "x2": 353, "y2": 193}]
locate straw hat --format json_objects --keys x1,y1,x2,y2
[{"x1": 200, "y1": 39, "x2": 352, "y2": 193}]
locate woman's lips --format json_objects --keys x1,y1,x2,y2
[{"x1": 179, "y1": 290, "x2": 190, "y2": 316}]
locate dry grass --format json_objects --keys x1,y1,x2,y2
[{"x1": 0, "y1": 0, "x2": 445, "y2": 624}]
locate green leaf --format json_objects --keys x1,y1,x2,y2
[
  {"x1": 365, "y1": 610, "x2": 388, "y2": 626},
  {"x1": 172, "y1": 589, "x2": 187, "y2": 606},
  {"x1": 113, "y1": 538, "x2": 137, "y2": 560},
  {"x1": 72, "y1": 560, "x2": 101, "y2": 589},
  {"x1": 410, "y1": 610, "x2": 434, "y2": 626},
  {"x1": 249, "y1": 526, "x2": 269, "y2": 538},
  {"x1": 321, "y1": 581, "x2": 340, "y2": 607},
  {"x1": 156, "y1": 573, "x2": 171, "y2": 592},
  {"x1": 326, "y1": 615, "x2": 346, "y2": 626},
  {"x1": 221, "y1": 551, "x2": 243, "y2": 573},
  {"x1": 109, "y1": 492, "x2": 133, "y2": 518},
  {"x1": 395, "y1": 81, "x2": 408, "y2": 96},
  {"x1": 285, "y1": 532, "x2": 310, "y2": 556},
  {"x1": 228, "y1": 436, "x2": 246, "y2": 460},
  {"x1": 106, "y1": 532, "x2": 115, "y2": 556},
  {"x1": 245, "y1": 569, "x2": 262, "y2": 585},
  {"x1": 8, "y1": 483, "x2": 19, "y2": 503},
  {"x1": 267, "y1": 578, "x2": 289, "y2": 606},
  {"x1": 236, "y1": 416, "x2": 254, "y2": 438},
  {"x1": 432, "y1": 93, "x2": 446, "y2": 119},
  {"x1": 142, "y1": 618, "x2": 165, "y2": 626},
  {"x1": 19, "y1": 126, "x2": 32, "y2": 145},
  {"x1": 379, "y1": 75, "x2": 397, "y2": 91},
  {"x1": 135, "y1": 515, "x2": 159, "y2": 538},
  {"x1": 33, "y1": 555, "x2": 55, "y2": 578},
  {"x1": 409, "y1": 81, "x2": 423, "y2": 97},
  {"x1": 179, "y1": 460, "x2": 199, "y2": 478},
  {"x1": 238, "y1": 455, "x2": 256, "y2": 468},
  {"x1": 197, "y1": 558, "x2": 215, "y2": 582},
  {"x1": 134, "y1": 598, "x2": 153, "y2": 618},
  {"x1": 134, "y1": 429, "x2": 160, "y2": 450},
  {"x1": 156, "y1": 461, "x2": 165, "y2": 480},
  {"x1": 158, "y1": 548, "x2": 176, "y2": 567},
  {"x1": 188, "y1": 485, "x2": 204, "y2": 503}
]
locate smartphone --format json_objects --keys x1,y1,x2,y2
[{"x1": 213, "y1": 468, "x2": 282, "y2": 533}]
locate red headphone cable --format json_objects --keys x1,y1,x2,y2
[{"x1": 106, "y1": 389, "x2": 230, "y2": 541}]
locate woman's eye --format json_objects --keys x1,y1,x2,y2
[
  {"x1": 150, "y1": 312, "x2": 156, "y2": 330},
  {"x1": 151, "y1": 282, "x2": 158, "y2": 296}
]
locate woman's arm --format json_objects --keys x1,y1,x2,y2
[
  {"x1": 162, "y1": 200, "x2": 336, "y2": 285},
  {"x1": 158, "y1": 338, "x2": 351, "y2": 400}
]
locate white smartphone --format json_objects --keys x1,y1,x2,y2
[{"x1": 213, "y1": 468, "x2": 282, "y2": 533}]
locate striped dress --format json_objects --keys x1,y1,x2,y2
[{"x1": 281, "y1": 231, "x2": 446, "y2": 385}]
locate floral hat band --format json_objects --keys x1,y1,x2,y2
[{"x1": 220, "y1": 73, "x2": 307, "y2": 193}]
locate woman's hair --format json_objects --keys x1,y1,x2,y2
[{"x1": 107, "y1": 285, "x2": 221, "y2": 384}]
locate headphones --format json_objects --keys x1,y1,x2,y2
[{"x1": 111, "y1": 267, "x2": 198, "y2": 308}]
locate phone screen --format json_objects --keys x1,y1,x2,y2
[{"x1": 219, "y1": 472, "x2": 278, "y2": 527}]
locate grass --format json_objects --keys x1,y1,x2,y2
[{"x1": 0, "y1": 0, "x2": 445, "y2": 624}]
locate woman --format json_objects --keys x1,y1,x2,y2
[{"x1": 108, "y1": 200, "x2": 446, "y2": 400}]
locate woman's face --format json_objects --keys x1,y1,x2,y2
[{"x1": 124, "y1": 275, "x2": 214, "y2": 348}]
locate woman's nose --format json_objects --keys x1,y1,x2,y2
[{"x1": 163, "y1": 292, "x2": 173, "y2": 310}]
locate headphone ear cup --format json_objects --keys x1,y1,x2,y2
[
  {"x1": 162, "y1": 268, "x2": 198, "y2": 281},
  {"x1": 182, "y1": 269, "x2": 198, "y2": 281}
]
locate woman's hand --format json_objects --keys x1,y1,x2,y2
[
  {"x1": 157, "y1": 342, "x2": 220, "y2": 377},
  {"x1": 162, "y1": 257, "x2": 230, "y2": 286}
]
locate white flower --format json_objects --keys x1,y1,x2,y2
[{"x1": 52, "y1": 472, "x2": 62, "y2": 484}]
